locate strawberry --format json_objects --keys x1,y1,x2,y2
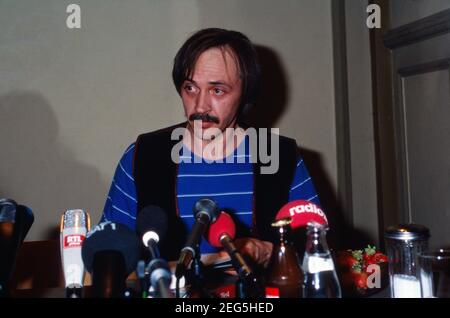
[
  {"x1": 338, "y1": 246, "x2": 387, "y2": 292},
  {"x1": 337, "y1": 251, "x2": 362, "y2": 273},
  {"x1": 353, "y1": 272, "x2": 368, "y2": 289},
  {"x1": 352, "y1": 249, "x2": 363, "y2": 262},
  {"x1": 364, "y1": 245, "x2": 377, "y2": 256},
  {"x1": 338, "y1": 253, "x2": 359, "y2": 268},
  {"x1": 340, "y1": 271, "x2": 367, "y2": 290},
  {"x1": 363, "y1": 254, "x2": 372, "y2": 267},
  {"x1": 361, "y1": 245, "x2": 387, "y2": 270},
  {"x1": 363, "y1": 245, "x2": 376, "y2": 264},
  {"x1": 372, "y1": 252, "x2": 388, "y2": 263}
]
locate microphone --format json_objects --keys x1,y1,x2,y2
[
  {"x1": 81, "y1": 221, "x2": 140, "y2": 298},
  {"x1": 0, "y1": 198, "x2": 34, "y2": 297},
  {"x1": 0, "y1": 199, "x2": 34, "y2": 297},
  {"x1": 205, "y1": 211, "x2": 262, "y2": 298},
  {"x1": 137, "y1": 206, "x2": 174, "y2": 298},
  {"x1": 0, "y1": 199, "x2": 34, "y2": 243},
  {"x1": 148, "y1": 258, "x2": 174, "y2": 298},
  {"x1": 275, "y1": 200, "x2": 328, "y2": 230},
  {"x1": 137, "y1": 205, "x2": 168, "y2": 260},
  {"x1": 205, "y1": 211, "x2": 252, "y2": 279},
  {"x1": 175, "y1": 198, "x2": 220, "y2": 279},
  {"x1": 17, "y1": 205, "x2": 34, "y2": 243},
  {"x1": 59, "y1": 209, "x2": 90, "y2": 298}
]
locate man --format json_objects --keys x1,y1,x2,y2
[{"x1": 101, "y1": 28, "x2": 320, "y2": 267}]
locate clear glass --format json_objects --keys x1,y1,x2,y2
[
  {"x1": 385, "y1": 237, "x2": 428, "y2": 298},
  {"x1": 302, "y1": 222, "x2": 342, "y2": 298},
  {"x1": 419, "y1": 250, "x2": 450, "y2": 298}
]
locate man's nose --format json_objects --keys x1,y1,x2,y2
[{"x1": 194, "y1": 90, "x2": 212, "y2": 113}]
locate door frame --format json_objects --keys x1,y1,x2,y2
[{"x1": 379, "y1": 8, "x2": 450, "y2": 227}]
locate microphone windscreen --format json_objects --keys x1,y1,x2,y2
[
  {"x1": 206, "y1": 211, "x2": 236, "y2": 248},
  {"x1": 0, "y1": 198, "x2": 17, "y2": 223},
  {"x1": 276, "y1": 200, "x2": 328, "y2": 230},
  {"x1": 193, "y1": 198, "x2": 220, "y2": 222},
  {"x1": 16, "y1": 205, "x2": 34, "y2": 242},
  {"x1": 82, "y1": 222, "x2": 140, "y2": 275},
  {"x1": 0, "y1": 199, "x2": 31, "y2": 292},
  {"x1": 0, "y1": 200, "x2": 33, "y2": 247},
  {"x1": 136, "y1": 205, "x2": 168, "y2": 241}
]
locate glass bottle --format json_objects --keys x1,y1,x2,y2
[
  {"x1": 302, "y1": 222, "x2": 342, "y2": 298},
  {"x1": 265, "y1": 218, "x2": 303, "y2": 298}
]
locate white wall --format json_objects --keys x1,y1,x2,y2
[
  {"x1": 0, "y1": 0, "x2": 337, "y2": 241},
  {"x1": 344, "y1": 0, "x2": 379, "y2": 244}
]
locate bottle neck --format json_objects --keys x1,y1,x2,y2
[
  {"x1": 305, "y1": 229, "x2": 330, "y2": 255},
  {"x1": 278, "y1": 226, "x2": 290, "y2": 245}
]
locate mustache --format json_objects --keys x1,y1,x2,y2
[{"x1": 189, "y1": 113, "x2": 220, "y2": 124}]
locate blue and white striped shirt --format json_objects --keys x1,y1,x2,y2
[{"x1": 101, "y1": 138, "x2": 320, "y2": 253}]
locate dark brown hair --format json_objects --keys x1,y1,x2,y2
[{"x1": 172, "y1": 28, "x2": 261, "y2": 113}]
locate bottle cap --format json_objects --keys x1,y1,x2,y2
[
  {"x1": 271, "y1": 217, "x2": 292, "y2": 228},
  {"x1": 384, "y1": 224, "x2": 430, "y2": 241}
]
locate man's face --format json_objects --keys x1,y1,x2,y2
[{"x1": 181, "y1": 47, "x2": 242, "y2": 139}]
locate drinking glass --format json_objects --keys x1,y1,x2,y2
[{"x1": 419, "y1": 249, "x2": 450, "y2": 298}]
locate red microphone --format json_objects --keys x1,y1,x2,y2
[
  {"x1": 205, "y1": 212, "x2": 252, "y2": 279},
  {"x1": 275, "y1": 200, "x2": 328, "y2": 230}
]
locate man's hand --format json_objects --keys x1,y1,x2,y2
[{"x1": 234, "y1": 238, "x2": 273, "y2": 267}]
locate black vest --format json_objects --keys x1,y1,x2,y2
[{"x1": 133, "y1": 123, "x2": 298, "y2": 260}]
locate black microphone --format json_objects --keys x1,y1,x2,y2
[
  {"x1": 0, "y1": 199, "x2": 34, "y2": 243},
  {"x1": 16, "y1": 204, "x2": 34, "y2": 244},
  {"x1": 0, "y1": 199, "x2": 34, "y2": 297},
  {"x1": 137, "y1": 205, "x2": 168, "y2": 260},
  {"x1": 82, "y1": 221, "x2": 140, "y2": 298},
  {"x1": 175, "y1": 198, "x2": 219, "y2": 279},
  {"x1": 148, "y1": 258, "x2": 174, "y2": 298},
  {"x1": 136, "y1": 206, "x2": 173, "y2": 298}
]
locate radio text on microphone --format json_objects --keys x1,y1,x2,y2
[{"x1": 288, "y1": 202, "x2": 328, "y2": 223}]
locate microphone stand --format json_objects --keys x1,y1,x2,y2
[
  {"x1": 185, "y1": 245, "x2": 213, "y2": 298},
  {"x1": 236, "y1": 272, "x2": 263, "y2": 298},
  {"x1": 66, "y1": 286, "x2": 83, "y2": 298}
]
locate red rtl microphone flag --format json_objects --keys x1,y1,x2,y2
[{"x1": 275, "y1": 200, "x2": 328, "y2": 230}]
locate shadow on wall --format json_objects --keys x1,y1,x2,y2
[
  {"x1": 299, "y1": 147, "x2": 372, "y2": 251},
  {"x1": 243, "y1": 45, "x2": 372, "y2": 250},
  {"x1": 0, "y1": 91, "x2": 107, "y2": 240},
  {"x1": 243, "y1": 44, "x2": 289, "y2": 129}
]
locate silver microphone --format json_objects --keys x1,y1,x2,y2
[{"x1": 60, "y1": 209, "x2": 90, "y2": 297}]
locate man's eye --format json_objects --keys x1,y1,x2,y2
[
  {"x1": 184, "y1": 85, "x2": 196, "y2": 92},
  {"x1": 212, "y1": 88, "x2": 224, "y2": 95}
]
